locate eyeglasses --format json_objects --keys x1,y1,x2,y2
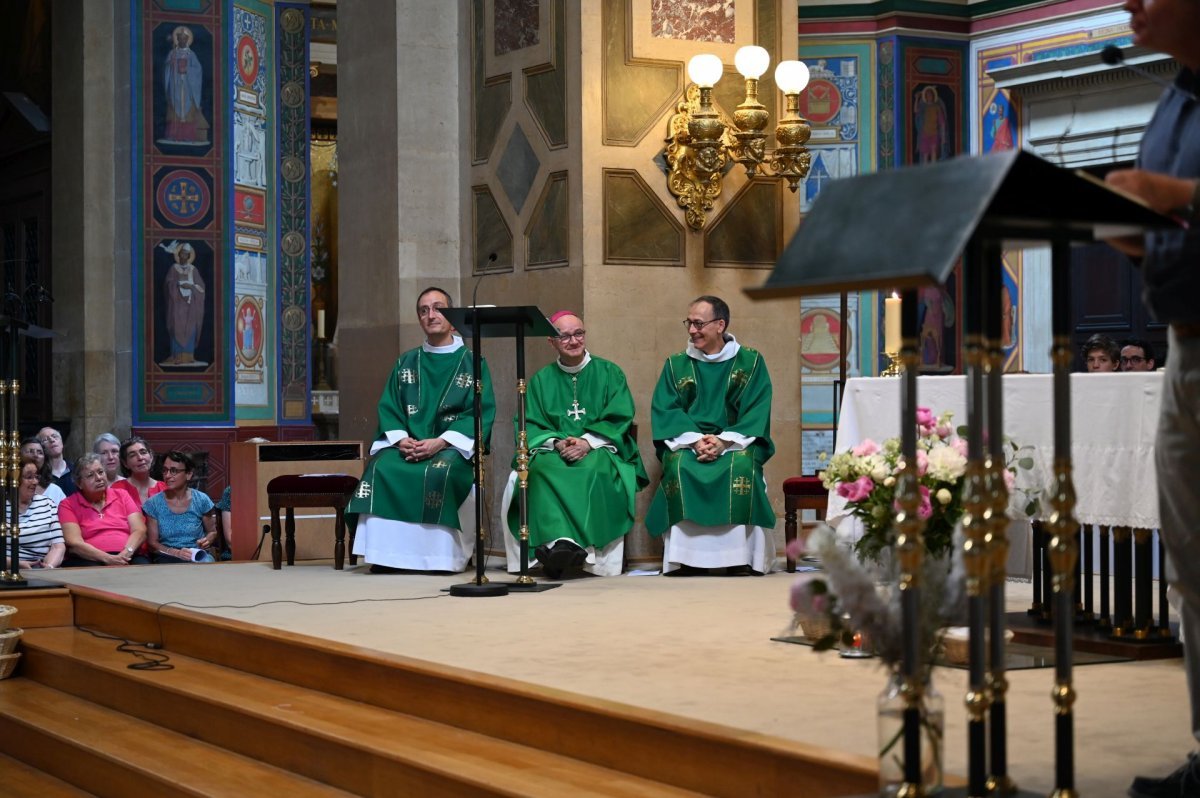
[
  {"x1": 683, "y1": 318, "x2": 719, "y2": 330},
  {"x1": 161, "y1": 466, "x2": 189, "y2": 475},
  {"x1": 555, "y1": 330, "x2": 586, "y2": 343},
  {"x1": 1120, "y1": 356, "x2": 1146, "y2": 365}
]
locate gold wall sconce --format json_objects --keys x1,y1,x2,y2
[{"x1": 665, "y1": 47, "x2": 813, "y2": 230}]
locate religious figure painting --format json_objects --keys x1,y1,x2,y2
[
  {"x1": 912, "y1": 84, "x2": 953, "y2": 164},
  {"x1": 155, "y1": 239, "x2": 213, "y2": 369},
  {"x1": 154, "y1": 23, "x2": 214, "y2": 157},
  {"x1": 234, "y1": 111, "x2": 266, "y2": 188},
  {"x1": 982, "y1": 92, "x2": 1016, "y2": 153}
]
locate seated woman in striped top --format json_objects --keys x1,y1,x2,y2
[{"x1": 15, "y1": 456, "x2": 65, "y2": 569}]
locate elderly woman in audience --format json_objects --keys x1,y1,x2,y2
[
  {"x1": 15, "y1": 456, "x2": 65, "y2": 569},
  {"x1": 58, "y1": 454, "x2": 148, "y2": 566},
  {"x1": 92, "y1": 433, "x2": 122, "y2": 483},
  {"x1": 111, "y1": 436, "x2": 165, "y2": 509},
  {"x1": 21, "y1": 436, "x2": 65, "y2": 505},
  {"x1": 143, "y1": 451, "x2": 217, "y2": 564}
]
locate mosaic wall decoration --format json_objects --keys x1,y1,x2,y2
[
  {"x1": 233, "y1": 1, "x2": 273, "y2": 416},
  {"x1": 275, "y1": 3, "x2": 311, "y2": 422},
  {"x1": 651, "y1": 0, "x2": 736, "y2": 43},
  {"x1": 494, "y1": 0, "x2": 539, "y2": 54},
  {"x1": 134, "y1": 1, "x2": 230, "y2": 423}
]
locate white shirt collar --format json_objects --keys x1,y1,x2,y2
[
  {"x1": 687, "y1": 333, "x2": 740, "y2": 363},
  {"x1": 423, "y1": 334, "x2": 464, "y2": 354},
  {"x1": 556, "y1": 351, "x2": 591, "y2": 374}
]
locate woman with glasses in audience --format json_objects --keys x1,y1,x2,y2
[
  {"x1": 143, "y1": 451, "x2": 217, "y2": 564},
  {"x1": 21, "y1": 436, "x2": 65, "y2": 505},
  {"x1": 58, "y1": 454, "x2": 149, "y2": 566},
  {"x1": 15, "y1": 456, "x2": 65, "y2": 569},
  {"x1": 111, "y1": 436, "x2": 165, "y2": 509}
]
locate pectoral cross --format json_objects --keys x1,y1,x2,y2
[{"x1": 567, "y1": 401, "x2": 586, "y2": 422}]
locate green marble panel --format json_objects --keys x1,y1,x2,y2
[
  {"x1": 526, "y1": 171, "x2": 569, "y2": 268},
  {"x1": 603, "y1": 0, "x2": 682, "y2": 146},
  {"x1": 603, "y1": 169, "x2": 684, "y2": 266},
  {"x1": 473, "y1": 185, "x2": 513, "y2": 272},
  {"x1": 706, "y1": 179, "x2": 779, "y2": 268},
  {"x1": 526, "y1": 0, "x2": 566, "y2": 148},
  {"x1": 474, "y1": 0, "x2": 512, "y2": 163}
]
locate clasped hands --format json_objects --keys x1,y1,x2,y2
[
  {"x1": 554, "y1": 436, "x2": 592, "y2": 463},
  {"x1": 692, "y1": 434, "x2": 728, "y2": 463},
  {"x1": 398, "y1": 437, "x2": 449, "y2": 462}
]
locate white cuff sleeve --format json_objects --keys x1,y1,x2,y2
[
  {"x1": 370, "y1": 430, "x2": 410, "y2": 456},
  {"x1": 581, "y1": 432, "x2": 617, "y2": 452},
  {"x1": 440, "y1": 430, "x2": 475, "y2": 459},
  {"x1": 665, "y1": 432, "x2": 703, "y2": 451},
  {"x1": 717, "y1": 431, "x2": 753, "y2": 453}
]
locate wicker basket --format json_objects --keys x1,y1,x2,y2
[
  {"x1": 941, "y1": 627, "x2": 1014, "y2": 666},
  {"x1": 798, "y1": 610, "x2": 835, "y2": 642},
  {"x1": 0, "y1": 652, "x2": 19, "y2": 680},
  {"x1": 0, "y1": 627, "x2": 22, "y2": 656},
  {"x1": 0, "y1": 605, "x2": 15, "y2": 633}
]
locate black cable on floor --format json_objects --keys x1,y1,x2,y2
[{"x1": 78, "y1": 626, "x2": 173, "y2": 671}]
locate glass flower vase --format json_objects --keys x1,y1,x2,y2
[{"x1": 877, "y1": 669, "x2": 943, "y2": 796}]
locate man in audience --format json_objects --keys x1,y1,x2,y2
[
  {"x1": 1120, "y1": 338, "x2": 1158, "y2": 372},
  {"x1": 38, "y1": 426, "x2": 76, "y2": 497},
  {"x1": 346, "y1": 287, "x2": 496, "y2": 573},
  {"x1": 1081, "y1": 333, "x2": 1121, "y2": 372},
  {"x1": 646, "y1": 295, "x2": 776, "y2": 575},
  {"x1": 502, "y1": 311, "x2": 647, "y2": 579}
]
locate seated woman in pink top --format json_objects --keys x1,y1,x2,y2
[
  {"x1": 59, "y1": 454, "x2": 149, "y2": 567},
  {"x1": 110, "y1": 436, "x2": 166, "y2": 509}
]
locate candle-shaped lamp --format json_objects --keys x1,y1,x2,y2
[
  {"x1": 317, "y1": 309, "x2": 326, "y2": 340},
  {"x1": 884, "y1": 293, "x2": 901, "y2": 354}
]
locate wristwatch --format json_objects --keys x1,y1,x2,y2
[{"x1": 123, "y1": 547, "x2": 135, "y2": 555}]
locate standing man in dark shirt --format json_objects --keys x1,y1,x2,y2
[{"x1": 1106, "y1": 1, "x2": 1200, "y2": 795}]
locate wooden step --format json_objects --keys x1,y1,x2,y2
[
  {"x1": 0, "y1": 751, "x2": 94, "y2": 797},
  {"x1": 18, "y1": 627, "x2": 704, "y2": 798},
  {"x1": 67, "y1": 585, "x2": 879, "y2": 797},
  {"x1": 0, "y1": 680, "x2": 352, "y2": 797},
  {"x1": 0, "y1": 586, "x2": 73, "y2": 628}
]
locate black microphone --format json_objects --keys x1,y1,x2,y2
[
  {"x1": 470, "y1": 253, "x2": 497, "y2": 308},
  {"x1": 1102, "y1": 45, "x2": 1197, "y2": 102}
]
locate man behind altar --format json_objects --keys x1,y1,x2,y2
[
  {"x1": 646, "y1": 295, "x2": 776, "y2": 575},
  {"x1": 503, "y1": 311, "x2": 648, "y2": 579},
  {"x1": 347, "y1": 286, "x2": 496, "y2": 573}
]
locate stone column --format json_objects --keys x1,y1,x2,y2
[
  {"x1": 51, "y1": 1, "x2": 131, "y2": 455},
  {"x1": 338, "y1": 0, "x2": 469, "y2": 443}
]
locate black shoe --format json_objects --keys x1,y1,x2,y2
[
  {"x1": 1129, "y1": 754, "x2": 1200, "y2": 798},
  {"x1": 543, "y1": 540, "x2": 586, "y2": 580},
  {"x1": 369, "y1": 564, "x2": 403, "y2": 574},
  {"x1": 533, "y1": 544, "x2": 553, "y2": 570}
]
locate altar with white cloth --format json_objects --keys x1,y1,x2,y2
[{"x1": 826, "y1": 372, "x2": 1163, "y2": 578}]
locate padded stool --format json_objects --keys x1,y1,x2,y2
[
  {"x1": 267, "y1": 474, "x2": 361, "y2": 570},
  {"x1": 783, "y1": 476, "x2": 829, "y2": 573}
]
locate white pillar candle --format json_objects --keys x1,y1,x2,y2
[
  {"x1": 884, "y1": 293, "x2": 901, "y2": 354},
  {"x1": 317, "y1": 308, "x2": 326, "y2": 340}
]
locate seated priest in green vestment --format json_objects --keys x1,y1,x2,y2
[
  {"x1": 646, "y1": 295, "x2": 776, "y2": 574},
  {"x1": 347, "y1": 287, "x2": 496, "y2": 573},
  {"x1": 501, "y1": 311, "x2": 648, "y2": 578}
]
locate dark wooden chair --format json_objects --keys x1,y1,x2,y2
[
  {"x1": 782, "y1": 476, "x2": 828, "y2": 573},
  {"x1": 266, "y1": 474, "x2": 361, "y2": 570}
]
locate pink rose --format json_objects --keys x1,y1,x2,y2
[
  {"x1": 915, "y1": 449, "x2": 929, "y2": 476},
  {"x1": 952, "y1": 438, "x2": 968, "y2": 458},
  {"x1": 852, "y1": 438, "x2": 880, "y2": 457},
  {"x1": 892, "y1": 485, "x2": 933, "y2": 520},
  {"x1": 1003, "y1": 468, "x2": 1015, "y2": 493},
  {"x1": 916, "y1": 407, "x2": 936, "y2": 428},
  {"x1": 785, "y1": 536, "x2": 807, "y2": 560},
  {"x1": 837, "y1": 475, "x2": 875, "y2": 502},
  {"x1": 936, "y1": 422, "x2": 953, "y2": 439},
  {"x1": 789, "y1": 577, "x2": 815, "y2": 612},
  {"x1": 811, "y1": 593, "x2": 828, "y2": 614}
]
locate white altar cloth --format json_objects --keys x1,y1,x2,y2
[{"x1": 825, "y1": 373, "x2": 1163, "y2": 576}]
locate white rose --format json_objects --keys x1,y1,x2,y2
[
  {"x1": 867, "y1": 454, "x2": 890, "y2": 482},
  {"x1": 936, "y1": 488, "x2": 952, "y2": 505},
  {"x1": 884, "y1": 476, "x2": 896, "y2": 488},
  {"x1": 926, "y1": 443, "x2": 967, "y2": 482}
]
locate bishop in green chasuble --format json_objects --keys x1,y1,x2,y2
[
  {"x1": 348, "y1": 288, "x2": 496, "y2": 572},
  {"x1": 646, "y1": 296, "x2": 776, "y2": 574},
  {"x1": 503, "y1": 347, "x2": 648, "y2": 576}
]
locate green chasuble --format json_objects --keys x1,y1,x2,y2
[
  {"x1": 506, "y1": 355, "x2": 649, "y2": 549},
  {"x1": 645, "y1": 345, "x2": 775, "y2": 536},
  {"x1": 347, "y1": 344, "x2": 496, "y2": 530}
]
